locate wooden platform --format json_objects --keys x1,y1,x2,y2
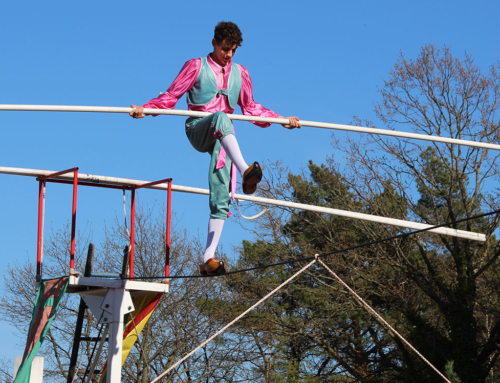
[{"x1": 67, "y1": 275, "x2": 169, "y2": 295}]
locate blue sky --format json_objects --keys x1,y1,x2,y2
[{"x1": 1, "y1": 0, "x2": 499, "y2": 372}]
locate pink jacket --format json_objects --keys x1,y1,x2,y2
[
  {"x1": 143, "y1": 55, "x2": 279, "y2": 204},
  {"x1": 143, "y1": 54, "x2": 280, "y2": 127}
]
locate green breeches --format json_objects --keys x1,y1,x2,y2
[{"x1": 185, "y1": 111, "x2": 234, "y2": 220}]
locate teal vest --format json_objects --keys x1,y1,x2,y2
[{"x1": 187, "y1": 56, "x2": 242, "y2": 110}]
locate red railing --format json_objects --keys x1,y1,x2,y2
[
  {"x1": 131, "y1": 178, "x2": 172, "y2": 280},
  {"x1": 166, "y1": 181, "x2": 172, "y2": 279},
  {"x1": 37, "y1": 167, "x2": 79, "y2": 280},
  {"x1": 35, "y1": 168, "x2": 172, "y2": 282}
]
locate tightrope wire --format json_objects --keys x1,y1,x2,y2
[{"x1": 127, "y1": 208, "x2": 500, "y2": 280}]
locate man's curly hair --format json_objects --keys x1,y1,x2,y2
[{"x1": 214, "y1": 21, "x2": 243, "y2": 47}]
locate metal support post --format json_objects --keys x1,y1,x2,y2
[
  {"x1": 101, "y1": 288, "x2": 134, "y2": 383},
  {"x1": 70, "y1": 169, "x2": 79, "y2": 274},
  {"x1": 165, "y1": 180, "x2": 172, "y2": 279},
  {"x1": 129, "y1": 188, "x2": 136, "y2": 279},
  {"x1": 36, "y1": 181, "x2": 45, "y2": 282}
]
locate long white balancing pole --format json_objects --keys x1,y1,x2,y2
[
  {"x1": 0, "y1": 166, "x2": 486, "y2": 242},
  {"x1": 1, "y1": 104, "x2": 500, "y2": 151}
]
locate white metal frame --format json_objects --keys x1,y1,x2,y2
[
  {"x1": 0, "y1": 166, "x2": 487, "y2": 241},
  {"x1": 2, "y1": 104, "x2": 500, "y2": 151},
  {"x1": 68, "y1": 276, "x2": 169, "y2": 383}
]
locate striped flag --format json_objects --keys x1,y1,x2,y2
[
  {"x1": 14, "y1": 277, "x2": 69, "y2": 383},
  {"x1": 99, "y1": 292, "x2": 163, "y2": 382}
]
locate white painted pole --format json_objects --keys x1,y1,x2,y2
[
  {"x1": 13, "y1": 356, "x2": 44, "y2": 382},
  {"x1": 102, "y1": 288, "x2": 134, "y2": 383},
  {"x1": 0, "y1": 166, "x2": 486, "y2": 242},
  {"x1": 106, "y1": 289, "x2": 124, "y2": 383},
  {"x1": 1, "y1": 104, "x2": 499, "y2": 151}
]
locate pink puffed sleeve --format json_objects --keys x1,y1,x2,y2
[
  {"x1": 237, "y1": 64, "x2": 280, "y2": 128},
  {"x1": 143, "y1": 58, "x2": 201, "y2": 110}
]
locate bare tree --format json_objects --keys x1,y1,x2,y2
[
  {"x1": 223, "y1": 45, "x2": 500, "y2": 383},
  {"x1": 338, "y1": 44, "x2": 500, "y2": 383}
]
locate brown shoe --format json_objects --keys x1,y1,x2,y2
[
  {"x1": 242, "y1": 162, "x2": 263, "y2": 195},
  {"x1": 199, "y1": 258, "x2": 227, "y2": 276}
]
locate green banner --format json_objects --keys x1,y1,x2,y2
[{"x1": 14, "y1": 277, "x2": 69, "y2": 383}]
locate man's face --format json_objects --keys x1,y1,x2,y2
[{"x1": 211, "y1": 39, "x2": 238, "y2": 67}]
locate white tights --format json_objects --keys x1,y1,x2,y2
[
  {"x1": 221, "y1": 134, "x2": 248, "y2": 176},
  {"x1": 203, "y1": 134, "x2": 249, "y2": 263},
  {"x1": 203, "y1": 217, "x2": 225, "y2": 262}
]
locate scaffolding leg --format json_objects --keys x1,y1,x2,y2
[
  {"x1": 102, "y1": 288, "x2": 134, "y2": 383},
  {"x1": 67, "y1": 244, "x2": 95, "y2": 383}
]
